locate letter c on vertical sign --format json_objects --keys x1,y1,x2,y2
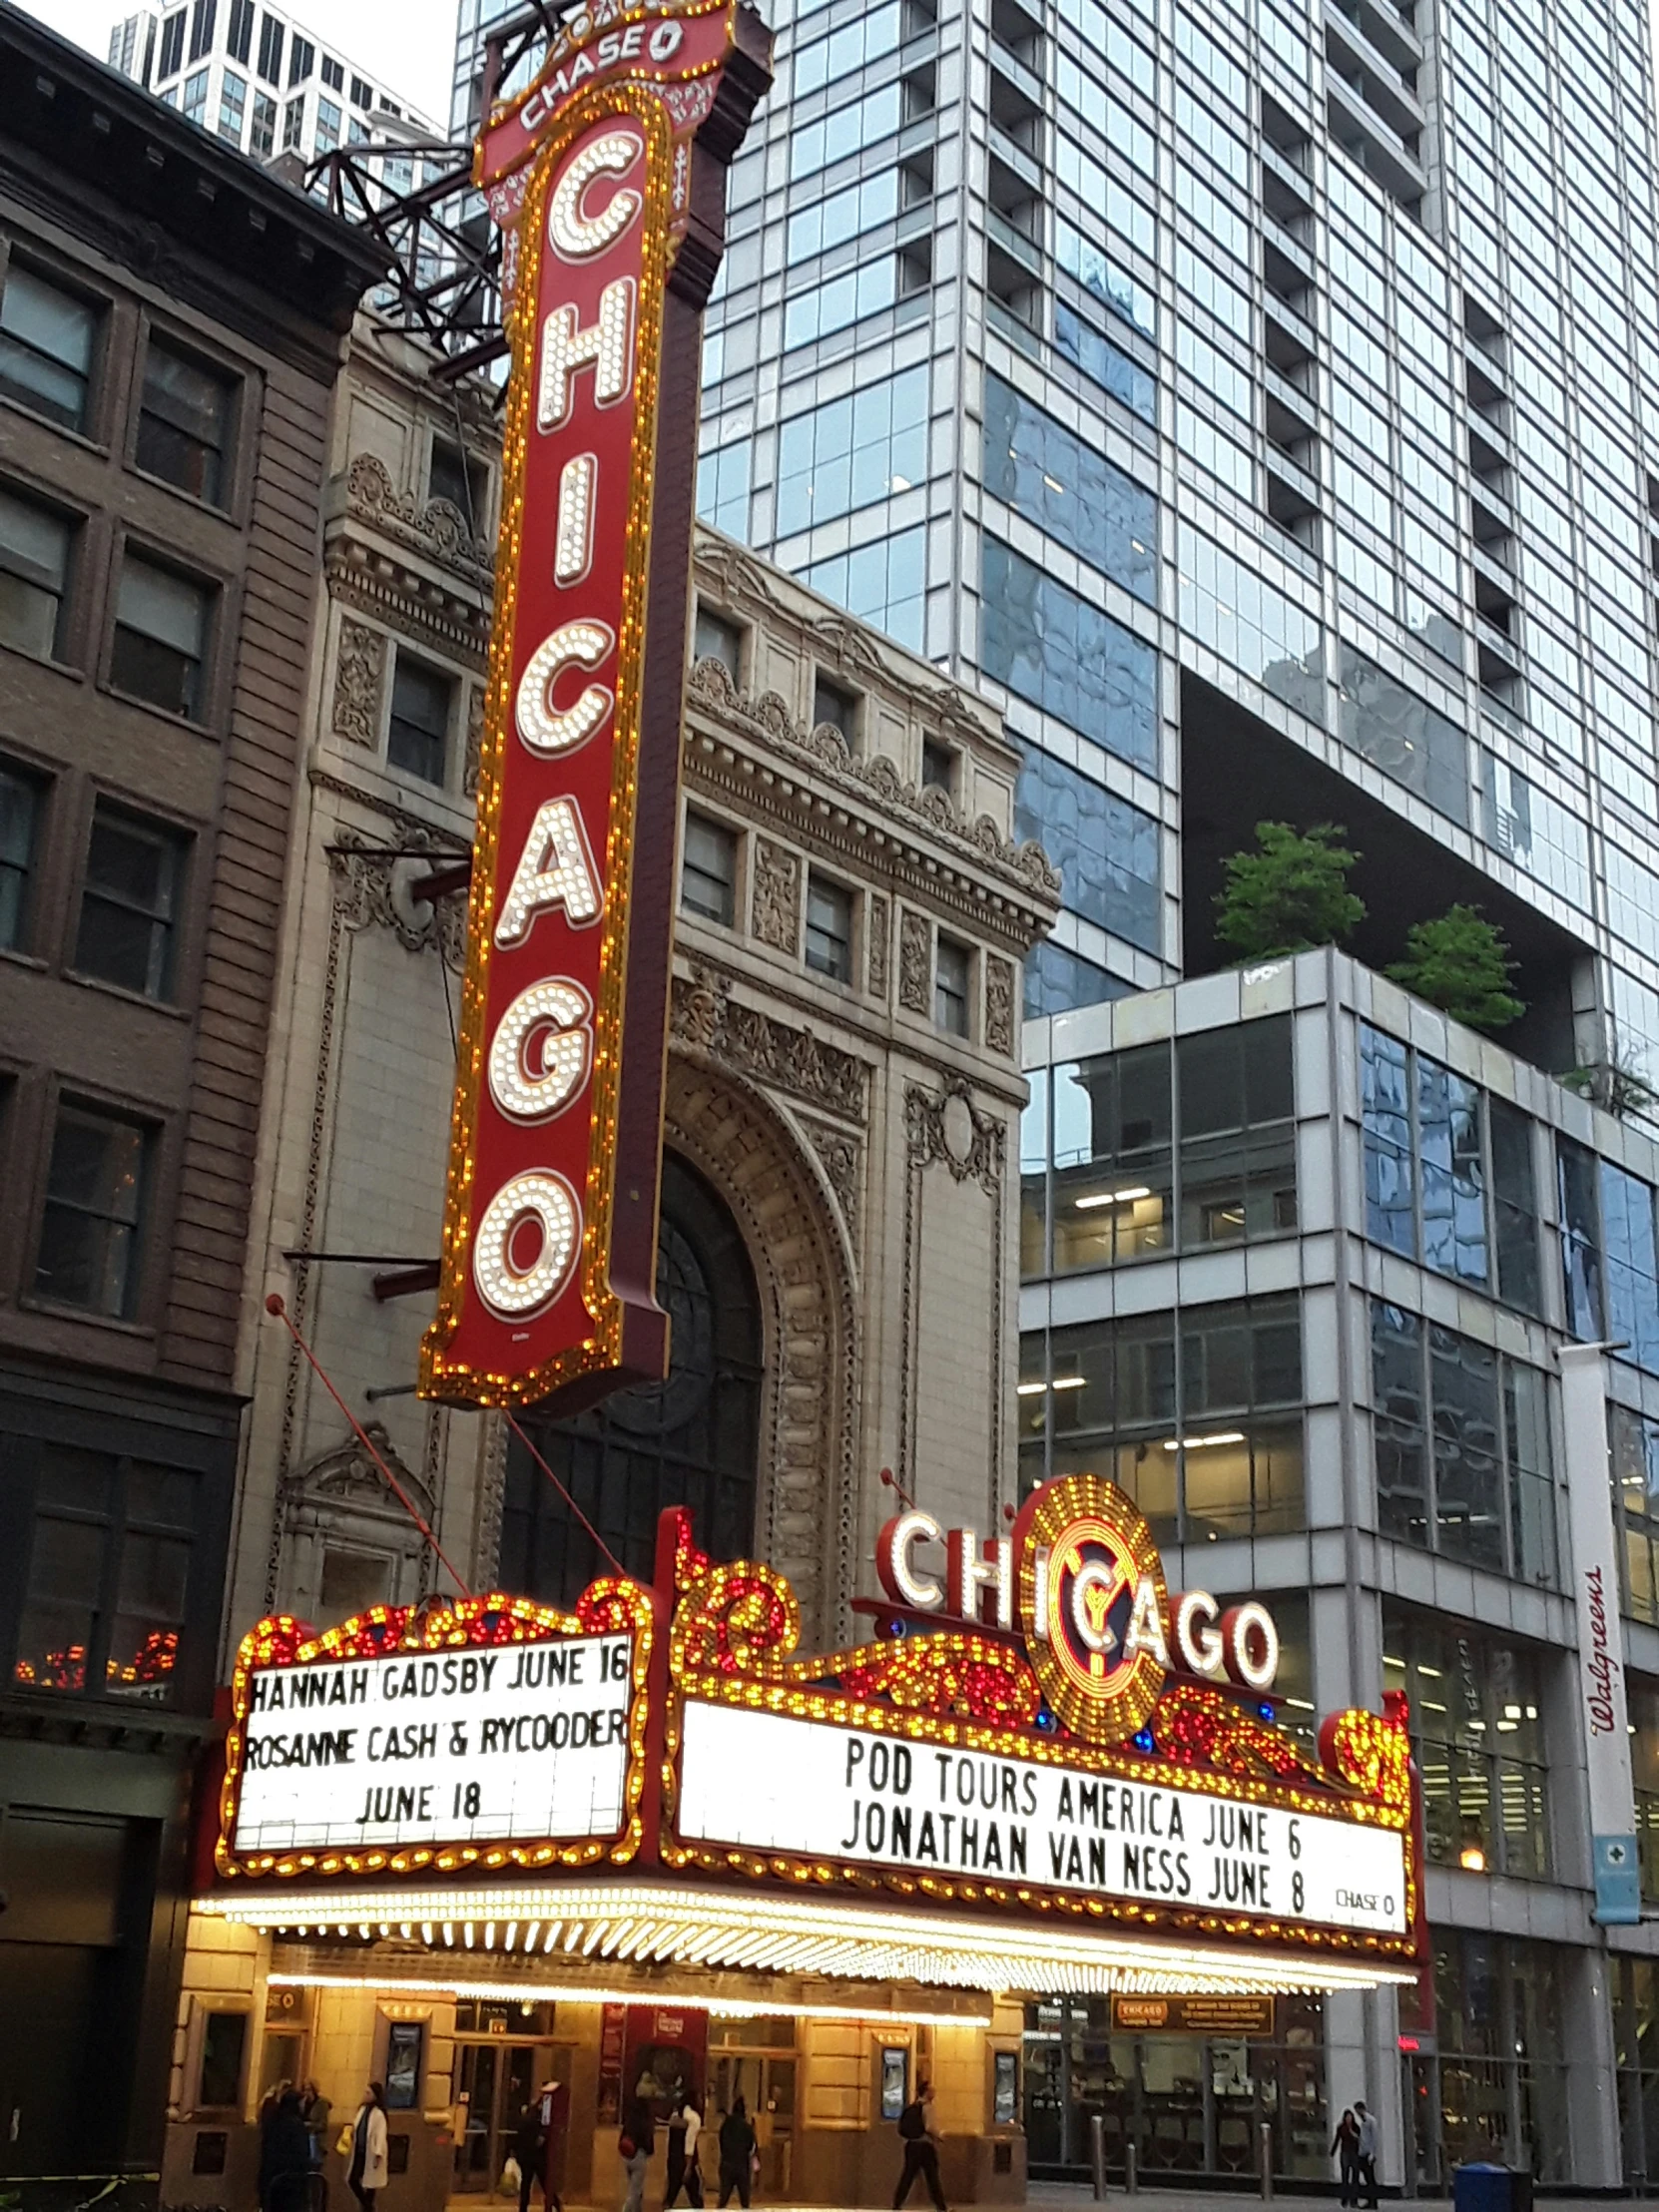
[
  {"x1": 516, "y1": 620, "x2": 616, "y2": 756},
  {"x1": 472, "y1": 1170, "x2": 583, "y2": 1319},
  {"x1": 487, "y1": 978, "x2": 594, "y2": 1122},
  {"x1": 546, "y1": 128, "x2": 644, "y2": 260}
]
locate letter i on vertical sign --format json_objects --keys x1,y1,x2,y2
[{"x1": 419, "y1": 3, "x2": 772, "y2": 1411}]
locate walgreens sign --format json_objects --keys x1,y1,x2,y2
[{"x1": 421, "y1": 3, "x2": 769, "y2": 1408}]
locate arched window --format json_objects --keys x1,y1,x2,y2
[{"x1": 499, "y1": 1152, "x2": 764, "y2": 1606}]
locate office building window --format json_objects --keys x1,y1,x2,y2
[
  {"x1": 227, "y1": 0, "x2": 254, "y2": 60},
  {"x1": 74, "y1": 803, "x2": 187, "y2": 1002},
  {"x1": 1371, "y1": 1303, "x2": 1557, "y2": 1585},
  {"x1": 1025, "y1": 1016, "x2": 1295, "y2": 1277},
  {"x1": 1383, "y1": 1614, "x2": 1551, "y2": 1882},
  {"x1": 0, "y1": 759, "x2": 42, "y2": 951},
  {"x1": 775, "y1": 367, "x2": 928, "y2": 537},
  {"x1": 34, "y1": 1102, "x2": 153, "y2": 1319},
  {"x1": 386, "y1": 655, "x2": 452, "y2": 786},
  {"x1": 320, "y1": 54, "x2": 342, "y2": 88},
  {"x1": 1054, "y1": 300, "x2": 1157, "y2": 420},
  {"x1": 1558, "y1": 1136, "x2": 1603, "y2": 1340},
  {"x1": 981, "y1": 537, "x2": 1158, "y2": 770},
  {"x1": 1359, "y1": 1025, "x2": 1540, "y2": 1314},
  {"x1": 0, "y1": 265, "x2": 98, "y2": 434},
  {"x1": 1021, "y1": 1295, "x2": 1304, "y2": 1541},
  {"x1": 803, "y1": 524, "x2": 925, "y2": 655},
  {"x1": 428, "y1": 437, "x2": 488, "y2": 527},
  {"x1": 187, "y1": 0, "x2": 215, "y2": 60},
  {"x1": 12, "y1": 1444, "x2": 195, "y2": 1701},
  {"x1": 349, "y1": 72, "x2": 373, "y2": 106},
  {"x1": 681, "y1": 812, "x2": 737, "y2": 926},
  {"x1": 257, "y1": 12, "x2": 283, "y2": 82},
  {"x1": 1629, "y1": 1683, "x2": 1659, "y2": 1907},
  {"x1": 1022, "y1": 941, "x2": 1127, "y2": 1021},
  {"x1": 696, "y1": 438, "x2": 751, "y2": 538},
  {"x1": 137, "y1": 338, "x2": 234, "y2": 507},
  {"x1": 0, "y1": 484, "x2": 72, "y2": 660},
  {"x1": 1604, "y1": 1163, "x2": 1659, "y2": 1373},
  {"x1": 313, "y1": 95, "x2": 340, "y2": 149},
  {"x1": 1014, "y1": 750, "x2": 1160, "y2": 953},
  {"x1": 1612, "y1": 1406, "x2": 1659, "y2": 1629},
  {"x1": 1426, "y1": 1932, "x2": 1569, "y2": 2182},
  {"x1": 805, "y1": 872, "x2": 853, "y2": 983},
  {"x1": 1338, "y1": 647, "x2": 1469, "y2": 827},
  {"x1": 983, "y1": 374, "x2": 1157, "y2": 603},
  {"x1": 218, "y1": 68, "x2": 246, "y2": 139},
  {"x1": 183, "y1": 68, "x2": 209, "y2": 123},
  {"x1": 111, "y1": 555, "x2": 210, "y2": 720},
  {"x1": 693, "y1": 606, "x2": 743, "y2": 681},
  {"x1": 250, "y1": 90, "x2": 276, "y2": 154},
  {"x1": 281, "y1": 95, "x2": 304, "y2": 150},
  {"x1": 934, "y1": 936, "x2": 971, "y2": 1035},
  {"x1": 287, "y1": 33, "x2": 313, "y2": 81},
  {"x1": 158, "y1": 9, "x2": 186, "y2": 75}
]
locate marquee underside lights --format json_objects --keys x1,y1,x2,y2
[
  {"x1": 198, "y1": 1882, "x2": 1415, "y2": 1998},
  {"x1": 419, "y1": 0, "x2": 770, "y2": 1409}
]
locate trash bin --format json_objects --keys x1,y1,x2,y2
[{"x1": 1452, "y1": 2163, "x2": 1532, "y2": 2212}]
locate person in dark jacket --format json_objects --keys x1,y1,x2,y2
[
  {"x1": 260, "y1": 2089, "x2": 316, "y2": 2212},
  {"x1": 717, "y1": 2095, "x2": 757, "y2": 2209},
  {"x1": 620, "y1": 2096, "x2": 655, "y2": 2212},
  {"x1": 892, "y1": 2082, "x2": 946, "y2": 2212},
  {"x1": 1331, "y1": 2108, "x2": 1361, "y2": 2207}
]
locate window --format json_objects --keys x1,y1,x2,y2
[
  {"x1": 111, "y1": 554, "x2": 210, "y2": 720},
  {"x1": 935, "y1": 935, "x2": 970, "y2": 1034},
  {"x1": 1022, "y1": 940, "x2": 1126, "y2": 1020},
  {"x1": 921, "y1": 739, "x2": 954, "y2": 794},
  {"x1": 804, "y1": 524, "x2": 925, "y2": 655},
  {"x1": 227, "y1": 0, "x2": 254, "y2": 60},
  {"x1": 256, "y1": 11, "x2": 282, "y2": 83},
  {"x1": 320, "y1": 53, "x2": 342, "y2": 88},
  {"x1": 1014, "y1": 751, "x2": 1159, "y2": 951},
  {"x1": 0, "y1": 759, "x2": 42, "y2": 951},
  {"x1": 34, "y1": 1102, "x2": 153, "y2": 1319},
  {"x1": 287, "y1": 32, "x2": 313, "y2": 81},
  {"x1": 1338, "y1": 648, "x2": 1469, "y2": 827},
  {"x1": 218, "y1": 69, "x2": 246, "y2": 139},
  {"x1": 983, "y1": 374, "x2": 1158, "y2": 603},
  {"x1": 349, "y1": 71, "x2": 373, "y2": 106},
  {"x1": 1371, "y1": 1302, "x2": 1556, "y2": 1584},
  {"x1": 1024, "y1": 1019, "x2": 1295, "y2": 1278},
  {"x1": 980, "y1": 538, "x2": 1158, "y2": 770},
  {"x1": 1360, "y1": 1026, "x2": 1541, "y2": 1314},
  {"x1": 281, "y1": 96, "x2": 304, "y2": 150},
  {"x1": 158, "y1": 9, "x2": 186, "y2": 75},
  {"x1": 1558, "y1": 1137, "x2": 1603, "y2": 1339},
  {"x1": 813, "y1": 673, "x2": 857, "y2": 742},
  {"x1": 0, "y1": 484, "x2": 72, "y2": 659},
  {"x1": 183, "y1": 69, "x2": 209, "y2": 124},
  {"x1": 1428, "y1": 1933, "x2": 1569, "y2": 2181},
  {"x1": 1631, "y1": 1681, "x2": 1659, "y2": 1907},
  {"x1": 74, "y1": 803, "x2": 187, "y2": 1001},
  {"x1": 775, "y1": 368, "x2": 928, "y2": 536},
  {"x1": 693, "y1": 606, "x2": 743, "y2": 680},
  {"x1": 187, "y1": 0, "x2": 215, "y2": 60},
  {"x1": 250, "y1": 90, "x2": 276, "y2": 155},
  {"x1": 12, "y1": 1444, "x2": 197, "y2": 1700},
  {"x1": 1604, "y1": 1164, "x2": 1659, "y2": 1374},
  {"x1": 1383, "y1": 1612, "x2": 1550, "y2": 1881},
  {"x1": 198, "y1": 2009, "x2": 250, "y2": 2107},
  {"x1": 427, "y1": 438, "x2": 488, "y2": 530},
  {"x1": 314, "y1": 96, "x2": 340, "y2": 150},
  {"x1": 1020, "y1": 1295, "x2": 1304, "y2": 1540},
  {"x1": 137, "y1": 338, "x2": 235, "y2": 507},
  {"x1": 805, "y1": 872, "x2": 853, "y2": 983},
  {"x1": 681, "y1": 812, "x2": 737, "y2": 926},
  {"x1": 386, "y1": 655, "x2": 452, "y2": 785},
  {"x1": 1612, "y1": 1406, "x2": 1659, "y2": 1627},
  {"x1": 0, "y1": 265, "x2": 98, "y2": 434}
]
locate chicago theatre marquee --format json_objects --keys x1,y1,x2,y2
[{"x1": 178, "y1": 1480, "x2": 1422, "y2": 2207}]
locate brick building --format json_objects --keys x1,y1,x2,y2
[{"x1": 0, "y1": 10, "x2": 382, "y2": 2188}]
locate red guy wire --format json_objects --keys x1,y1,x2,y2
[{"x1": 504, "y1": 1410, "x2": 629, "y2": 1579}]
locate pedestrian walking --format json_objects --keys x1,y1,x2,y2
[
  {"x1": 347, "y1": 2081, "x2": 389, "y2": 2212},
  {"x1": 1331, "y1": 2108, "x2": 1361, "y2": 2207},
  {"x1": 666, "y1": 2091, "x2": 704, "y2": 2207},
  {"x1": 891, "y1": 2081, "x2": 947, "y2": 2212},
  {"x1": 717, "y1": 2095, "x2": 756, "y2": 2209},
  {"x1": 1355, "y1": 2101, "x2": 1380, "y2": 2209},
  {"x1": 518, "y1": 2082, "x2": 566, "y2": 2212},
  {"x1": 619, "y1": 2095, "x2": 655, "y2": 2212},
  {"x1": 301, "y1": 2082, "x2": 331, "y2": 2172},
  {"x1": 261, "y1": 2088, "x2": 315, "y2": 2212}
]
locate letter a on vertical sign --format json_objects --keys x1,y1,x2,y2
[{"x1": 419, "y1": 0, "x2": 771, "y2": 1408}]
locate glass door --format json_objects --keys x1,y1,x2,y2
[{"x1": 454, "y1": 2042, "x2": 554, "y2": 2194}]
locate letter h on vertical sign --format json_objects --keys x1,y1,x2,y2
[{"x1": 420, "y1": 2, "x2": 771, "y2": 1409}]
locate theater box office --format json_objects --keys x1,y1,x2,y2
[{"x1": 167, "y1": 1480, "x2": 1423, "y2": 2207}]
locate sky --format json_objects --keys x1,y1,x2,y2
[{"x1": 19, "y1": 0, "x2": 457, "y2": 125}]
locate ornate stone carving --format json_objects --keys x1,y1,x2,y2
[
  {"x1": 463, "y1": 683, "x2": 485, "y2": 798},
  {"x1": 985, "y1": 953, "x2": 1016, "y2": 1056},
  {"x1": 752, "y1": 838, "x2": 801, "y2": 953},
  {"x1": 867, "y1": 894, "x2": 890, "y2": 999},
  {"x1": 329, "y1": 828, "x2": 468, "y2": 968},
  {"x1": 277, "y1": 1420, "x2": 438, "y2": 1615},
  {"x1": 797, "y1": 1113, "x2": 862, "y2": 1248},
  {"x1": 344, "y1": 451, "x2": 494, "y2": 579},
  {"x1": 671, "y1": 964, "x2": 867, "y2": 1123},
  {"x1": 897, "y1": 909, "x2": 931, "y2": 1014},
  {"x1": 905, "y1": 1078, "x2": 1004, "y2": 1192},
  {"x1": 331, "y1": 618, "x2": 385, "y2": 746}
]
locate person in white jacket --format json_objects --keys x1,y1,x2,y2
[{"x1": 348, "y1": 2082, "x2": 389, "y2": 2212}]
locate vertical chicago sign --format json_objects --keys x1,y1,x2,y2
[{"x1": 421, "y1": 0, "x2": 771, "y2": 1407}]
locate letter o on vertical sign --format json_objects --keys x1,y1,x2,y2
[{"x1": 472, "y1": 1171, "x2": 584, "y2": 1319}]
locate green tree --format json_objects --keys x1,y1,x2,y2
[
  {"x1": 1387, "y1": 903, "x2": 1524, "y2": 1032},
  {"x1": 1213, "y1": 821, "x2": 1366, "y2": 961}
]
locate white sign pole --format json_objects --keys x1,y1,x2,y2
[{"x1": 1558, "y1": 1343, "x2": 1640, "y2": 1925}]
